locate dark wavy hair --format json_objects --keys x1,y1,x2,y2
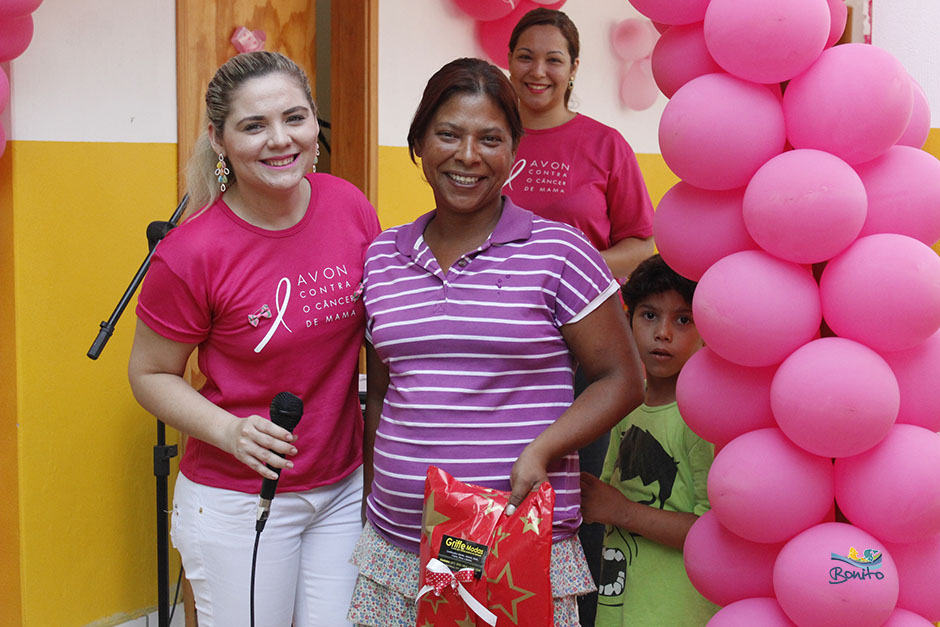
[
  {"x1": 407, "y1": 57, "x2": 524, "y2": 163},
  {"x1": 622, "y1": 255, "x2": 698, "y2": 325}
]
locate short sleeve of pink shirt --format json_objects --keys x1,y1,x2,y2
[
  {"x1": 503, "y1": 113, "x2": 654, "y2": 253},
  {"x1": 137, "y1": 174, "x2": 381, "y2": 494}
]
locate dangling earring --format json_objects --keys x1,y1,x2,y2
[
  {"x1": 215, "y1": 153, "x2": 230, "y2": 193},
  {"x1": 568, "y1": 77, "x2": 575, "y2": 90},
  {"x1": 312, "y1": 144, "x2": 320, "y2": 173}
]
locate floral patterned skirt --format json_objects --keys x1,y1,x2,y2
[{"x1": 346, "y1": 522, "x2": 595, "y2": 627}]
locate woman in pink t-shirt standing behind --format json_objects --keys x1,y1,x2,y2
[
  {"x1": 505, "y1": 7, "x2": 655, "y2": 281},
  {"x1": 504, "y1": 9, "x2": 656, "y2": 625}
]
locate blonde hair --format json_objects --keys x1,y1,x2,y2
[{"x1": 184, "y1": 52, "x2": 317, "y2": 212}]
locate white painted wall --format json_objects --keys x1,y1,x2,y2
[
  {"x1": 379, "y1": 0, "x2": 937, "y2": 154},
  {"x1": 872, "y1": 0, "x2": 939, "y2": 127},
  {"x1": 378, "y1": 0, "x2": 666, "y2": 153},
  {"x1": 8, "y1": 0, "x2": 176, "y2": 143}
]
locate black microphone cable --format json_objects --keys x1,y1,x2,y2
[{"x1": 250, "y1": 392, "x2": 304, "y2": 627}]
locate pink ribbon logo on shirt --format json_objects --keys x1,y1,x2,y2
[
  {"x1": 503, "y1": 158, "x2": 526, "y2": 191},
  {"x1": 253, "y1": 277, "x2": 293, "y2": 353}
]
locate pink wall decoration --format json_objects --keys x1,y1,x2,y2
[{"x1": 611, "y1": 18, "x2": 660, "y2": 110}]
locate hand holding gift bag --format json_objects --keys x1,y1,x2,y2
[{"x1": 416, "y1": 465, "x2": 555, "y2": 626}]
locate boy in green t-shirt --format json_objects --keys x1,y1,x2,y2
[{"x1": 581, "y1": 255, "x2": 718, "y2": 626}]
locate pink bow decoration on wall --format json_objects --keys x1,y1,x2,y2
[
  {"x1": 231, "y1": 26, "x2": 267, "y2": 53},
  {"x1": 611, "y1": 18, "x2": 661, "y2": 111}
]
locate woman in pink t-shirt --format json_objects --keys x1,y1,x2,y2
[
  {"x1": 128, "y1": 52, "x2": 380, "y2": 626},
  {"x1": 505, "y1": 7, "x2": 655, "y2": 281},
  {"x1": 505, "y1": 9, "x2": 658, "y2": 625}
]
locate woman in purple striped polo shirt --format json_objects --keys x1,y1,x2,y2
[{"x1": 346, "y1": 57, "x2": 645, "y2": 627}]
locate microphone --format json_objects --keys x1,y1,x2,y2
[{"x1": 256, "y1": 391, "x2": 304, "y2": 532}]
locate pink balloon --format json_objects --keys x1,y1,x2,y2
[
  {"x1": 771, "y1": 337, "x2": 899, "y2": 458},
  {"x1": 628, "y1": 0, "x2": 710, "y2": 26},
  {"x1": 651, "y1": 20, "x2": 670, "y2": 34},
  {"x1": 653, "y1": 183, "x2": 757, "y2": 282},
  {"x1": 820, "y1": 234, "x2": 940, "y2": 352},
  {"x1": 882, "y1": 608, "x2": 936, "y2": 626},
  {"x1": 475, "y1": 0, "x2": 539, "y2": 69},
  {"x1": 709, "y1": 598, "x2": 796, "y2": 626},
  {"x1": 611, "y1": 18, "x2": 659, "y2": 61},
  {"x1": 0, "y1": 13, "x2": 33, "y2": 62},
  {"x1": 650, "y1": 22, "x2": 723, "y2": 99},
  {"x1": 0, "y1": 66, "x2": 9, "y2": 114},
  {"x1": 659, "y1": 73, "x2": 786, "y2": 190},
  {"x1": 879, "y1": 329, "x2": 940, "y2": 432},
  {"x1": 452, "y1": 0, "x2": 517, "y2": 22},
  {"x1": 784, "y1": 43, "x2": 913, "y2": 165},
  {"x1": 774, "y1": 523, "x2": 899, "y2": 627},
  {"x1": 693, "y1": 250, "x2": 821, "y2": 367},
  {"x1": 855, "y1": 146, "x2": 940, "y2": 246},
  {"x1": 0, "y1": 0, "x2": 41, "y2": 18},
  {"x1": 708, "y1": 428, "x2": 834, "y2": 544},
  {"x1": 684, "y1": 511, "x2": 783, "y2": 605},
  {"x1": 825, "y1": 0, "x2": 848, "y2": 48},
  {"x1": 835, "y1": 424, "x2": 940, "y2": 543},
  {"x1": 743, "y1": 149, "x2": 867, "y2": 264},
  {"x1": 620, "y1": 57, "x2": 659, "y2": 111},
  {"x1": 883, "y1": 534, "x2": 940, "y2": 621},
  {"x1": 897, "y1": 78, "x2": 931, "y2": 149},
  {"x1": 677, "y1": 347, "x2": 776, "y2": 446},
  {"x1": 704, "y1": 0, "x2": 829, "y2": 84}
]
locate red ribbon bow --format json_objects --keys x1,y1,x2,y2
[
  {"x1": 417, "y1": 558, "x2": 496, "y2": 625},
  {"x1": 424, "y1": 566, "x2": 475, "y2": 596}
]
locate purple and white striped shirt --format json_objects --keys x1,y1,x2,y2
[{"x1": 363, "y1": 197, "x2": 618, "y2": 553}]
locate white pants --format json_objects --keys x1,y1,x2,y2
[{"x1": 171, "y1": 467, "x2": 363, "y2": 627}]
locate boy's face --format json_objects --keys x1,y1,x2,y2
[{"x1": 631, "y1": 290, "x2": 704, "y2": 381}]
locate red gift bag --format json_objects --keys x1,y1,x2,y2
[{"x1": 416, "y1": 465, "x2": 554, "y2": 626}]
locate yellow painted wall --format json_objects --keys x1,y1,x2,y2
[
  {"x1": 2, "y1": 140, "x2": 179, "y2": 625},
  {"x1": 376, "y1": 145, "x2": 433, "y2": 228},
  {"x1": 923, "y1": 128, "x2": 940, "y2": 256},
  {"x1": 0, "y1": 143, "x2": 23, "y2": 626}
]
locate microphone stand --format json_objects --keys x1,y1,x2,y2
[
  {"x1": 87, "y1": 194, "x2": 189, "y2": 360},
  {"x1": 87, "y1": 195, "x2": 189, "y2": 627}
]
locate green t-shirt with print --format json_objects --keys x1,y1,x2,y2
[{"x1": 595, "y1": 402, "x2": 719, "y2": 626}]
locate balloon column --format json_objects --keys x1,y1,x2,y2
[
  {"x1": 0, "y1": 0, "x2": 42, "y2": 159},
  {"x1": 448, "y1": 0, "x2": 567, "y2": 70},
  {"x1": 633, "y1": 0, "x2": 940, "y2": 624}
]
